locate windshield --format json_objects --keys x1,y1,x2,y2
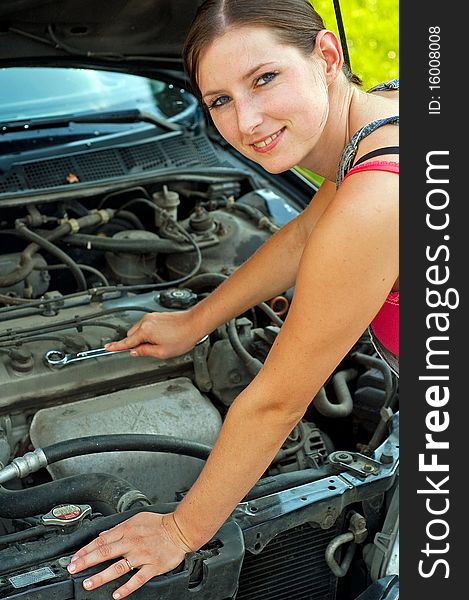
[{"x1": 0, "y1": 67, "x2": 197, "y2": 124}]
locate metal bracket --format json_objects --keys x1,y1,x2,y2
[{"x1": 328, "y1": 451, "x2": 383, "y2": 478}]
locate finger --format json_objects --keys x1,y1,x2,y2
[
  {"x1": 105, "y1": 330, "x2": 146, "y2": 351},
  {"x1": 126, "y1": 321, "x2": 143, "y2": 337},
  {"x1": 80, "y1": 558, "x2": 136, "y2": 593},
  {"x1": 71, "y1": 527, "x2": 124, "y2": 559},
  {"x1": 130, "y1": 343, "x2": 164, "y2": 358},
  {"x1": 68, "y1": 538, "x2": 126, "y2": 574},
  {"x1": 111, "y1": 566, "x2": 155, "y2": 599}
]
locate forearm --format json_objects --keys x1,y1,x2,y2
[
  {"x1": 190, "y1": 181, "x2": 336, "y2": 338},
  {"x1": 172, "y1": 378, "x2": 304, "y2": 549},
  {"x1": 191, "y1": 214, "x2": 305, "y2": 336}
]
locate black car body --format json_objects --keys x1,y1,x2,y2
[{"x1": 0, "y1": 2, "x2": 399, "y2": 599}]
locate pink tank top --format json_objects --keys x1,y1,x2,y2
[{"x1": 341, "y1": 160, "x2": 399, "y2": 357}]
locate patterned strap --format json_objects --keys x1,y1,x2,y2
[
  {"x1": 367, "y1": 79, "x2": 399, "y2": 93},
  {"x1": 336, "y1": 116, "x2": 399, "y2": 188}
]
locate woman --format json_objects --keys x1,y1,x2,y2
[{"x1": 67, "y1": 1, "x2": 399, "y2": 597}]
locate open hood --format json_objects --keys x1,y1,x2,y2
[{"x1": 0, "y1": 0, "x2": 203, "y2": 66}]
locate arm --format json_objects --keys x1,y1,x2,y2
[
  {"x1": 190, "y1": 179, "x2": 336, "y2": 335},
  {"x1": 69, "y1": 169, "x2": 397, "y2": 599},
  {"x1": 173, "y1": 169, "x2": 399, "y2": 547},
  {"x1": 106, "y1": 180, "x2": 336, "y2": 357}
]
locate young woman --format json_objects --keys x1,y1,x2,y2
[{"x1": 67, "y1": 1, "x2": 398, "y2": 597}]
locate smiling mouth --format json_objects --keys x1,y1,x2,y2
[{"x1": 251, "y1": 127, "x2": 286, "y2": 149}]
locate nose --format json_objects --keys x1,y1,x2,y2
[{"x1": 235, "y1": 97, "x2": 263, "y2": 136}]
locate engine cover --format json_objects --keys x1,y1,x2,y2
[{"x1": 30, "y1": 377, "x2": 222, "y2": 502}]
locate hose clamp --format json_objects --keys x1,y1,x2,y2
[
  {"x1": 67, "y1": 218, "x2": 80, "y2": 234},
  {"x1": 91, "y1": 209, "x2": 112, "y2": 224}
]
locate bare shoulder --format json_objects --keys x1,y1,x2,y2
[
  {"x1": 257, "y1": 169, "x2": 398, "y2": 399},
  {"x1": 305, "y1": 167, "x2": 398, "y2": 300},
  {"x1": 319, "y1": 168, "x2": 398, "y2": 249}
]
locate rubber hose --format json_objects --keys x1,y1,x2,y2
[
  {"x1": 63, "y1": 232, "x2": 200, "y2": 254},
  {"x1": 274, "y1": 422, "x2": 309, "y2": 462},
  {"x1": 0, "y1": 210, "x2": 107, "y2": 287},
  {"x1": 0, "y1": 212, "x2": 112, "y2": 288},
  {"x1": 0, "y1": 240, "x2": 37, "y2": 287},
  {"x1": 34, "y1": 263, "x2": 110, "y2": 287},
  {"x1": 313, "y1": 368, "x2": 358, "y2": 418},
  {"x1": 200, "y1": 199, "x2": 278, "y2": 233},
  {"x1": 244, "y1": 464, "x2": 335, "y2": 501},
  {"x1": 105, "y1": 217, "x2": 143, "y2": 232},
  {"x1": 227, "y1": 319, "x2": 262, "y2": 376},
  {"x1": 0, "y1": 227, "x2": 65, "y2": 288},
  {"x1": 231, "y1": 203, "x2": 279, "y2": 233},
  {"x1": 257, "y1": 302, "x2": 284, "y2": 326},
  {"x1": 0, "y1": 293, "x2": 35, "y2": 306},
  {"x1": 0, "y1": 221, "x2": 77, "y2": 288},
  {"x1": 0, "y1": 524, "x2": 50, "y2": 546},
  {"x1": 44, "y1": 434, "x2": 212, "y2": 464},
  {"x1": 0, "y1": 472, "x2": 150, "y2": 519},
  {"x1": 181, "y1": 272, "x2": 228, "y2": 291},
  {"x1": 14, "y1": 224, "x2": 87, "y2": 291},
  {"x1": 114, "y1": 210, "x2": 145, "y2": 230}
]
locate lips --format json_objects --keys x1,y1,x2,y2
[{"x1": 250, "y1": 127, "x2": 286, "y2": 153}]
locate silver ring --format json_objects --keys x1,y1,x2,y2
[{"x1": 124, "y1": 557, "x2": 134, "y2": 571}]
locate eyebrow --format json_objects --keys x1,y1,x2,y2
[{"x1": 202, "y1": 61, "x2": 278, "y2": 99}]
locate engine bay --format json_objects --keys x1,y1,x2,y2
[{"x1": 0, "y1": 176, "x2": 399, "y2": 599}]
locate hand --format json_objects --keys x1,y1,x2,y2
[
  {"x1": 67, "y1": 512, "x2": 192, "y2": 599},
  {"x1": 105, "y1": 309, "x2": 203, "y2": 360}
]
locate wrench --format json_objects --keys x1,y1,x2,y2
[
  {"x1": 44, "y1": 335, "x2": 209, "y2": 367},
  {"x1": 44, "y1": 347, "x2": 128, "y2": 367}
]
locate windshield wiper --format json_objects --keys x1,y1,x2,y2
[{"x1": 0, "y1": 109, "x2": 182, "y2": 134}]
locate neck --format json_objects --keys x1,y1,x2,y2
[{"x1": 299, "y1": 77, "x2": 357, "y2": 181}]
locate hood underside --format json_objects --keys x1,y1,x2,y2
[{"x1": 0, "y1": 0, "x2": 203, "y2": 65}]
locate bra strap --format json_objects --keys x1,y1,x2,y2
[
  {"x1": 354, "y1": 146, "x2": 400, "y2": 167},
  {"x1": 340, "y1": 160, "x2": 399, "y2": 185}
]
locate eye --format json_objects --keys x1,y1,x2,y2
[
  {"x1": 256, "y1": 72, "x2": 278, "y2": 86},
  {"x1": 208, "y1": 95, "x2": 231, "y2": 110}
]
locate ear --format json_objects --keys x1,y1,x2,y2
[{"x1": 313, "y1": 30, "x2": 343, "y2": 84}]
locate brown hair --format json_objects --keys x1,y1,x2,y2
[{"x1": 183, "y1": 0, "x2": 362, "y2": 101}]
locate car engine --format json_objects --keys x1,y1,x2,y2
[{"x1": 0, "y1": 176, "x2": 399, "y2": 599}]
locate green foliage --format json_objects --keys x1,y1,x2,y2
[
  {"x1": 297, "y1": 0, "x2": 398, "y2": 185},
  {"x1": 311, "y1": 0, "x2": 399, "y2": 89}
]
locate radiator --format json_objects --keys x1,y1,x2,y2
[{"x1": 236, "y1": 523, "x2": 338, "y2": 600}]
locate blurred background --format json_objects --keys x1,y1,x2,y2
[{"x1": 312, "y1": 0, "x2": 399, "y2": 89}]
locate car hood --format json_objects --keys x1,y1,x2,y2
[{"x1": 0, "y1": 0, "x2": 202, "y2": 67}]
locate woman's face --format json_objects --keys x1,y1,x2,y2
[{"x1": 198, "y1": 26, "x2": 330, "y2": 173}]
